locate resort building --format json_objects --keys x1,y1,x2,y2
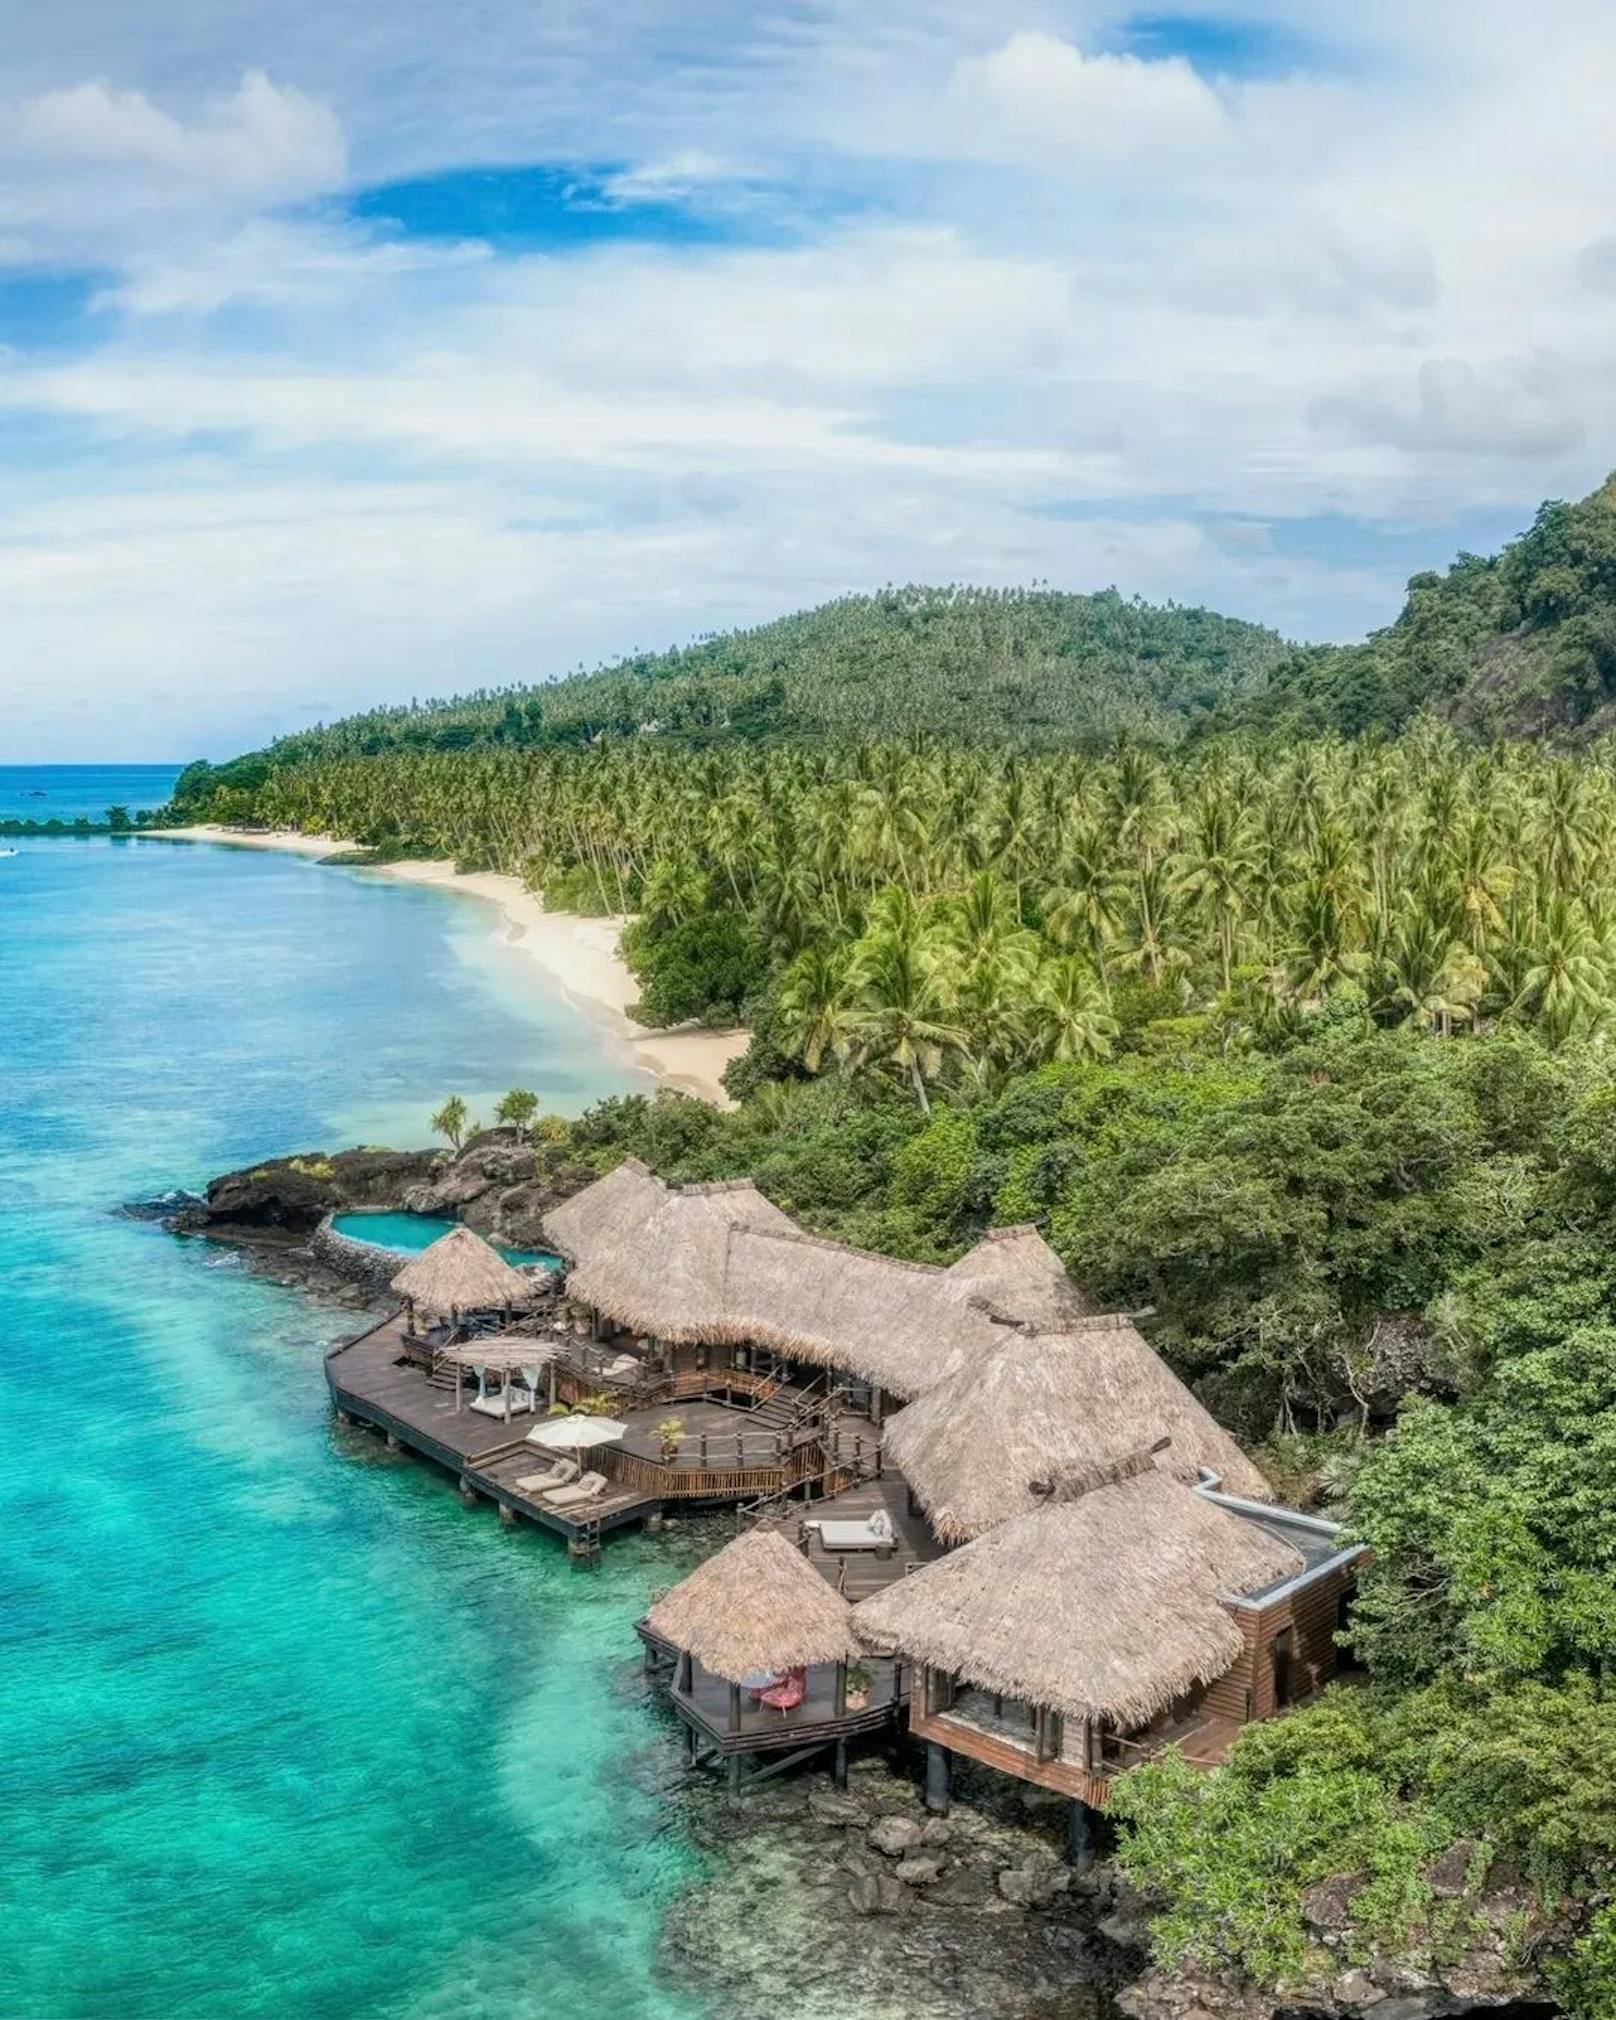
[
  {"x1": 323, "y1": 1165, "x2": 1362, "y2": 1840},
  {"x1": 854, "y1": 1455, "x2": 1364, "y2": 1859}
]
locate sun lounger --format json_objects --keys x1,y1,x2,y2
[
  {"x1": 541, "y1": 1470, "x2": 609, "y2": 1511},
  {"x1": 600, "y1": 1353, "x2": 643, "y2": 1381},
  {"x1": 513, "y1": 1458, "x2": 579, "y2": 1494},
  {"x1": 808, "y1": 1509, "x2": 896, "y2": 1554}
]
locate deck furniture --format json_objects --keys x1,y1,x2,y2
[
  {"x1": 807, "y1": 1508, "x2": 895, "y2": 1555},
  {"x1": 514, "y1": 1458, "x2": 579, "y2": 1494},
  {"x1": 542, "y1": 1470, "x2": 609, "y2": 1510},
  {"x1": 468, "y1": 1385, "x2": 536, "y2": 1418},
  {"x1": 756, "y1": 1667, "x2": 807, "y2": 1714}
]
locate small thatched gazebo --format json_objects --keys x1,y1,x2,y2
[
  {"x1": 881, "y1": 1318, "x2": 1273, "y2": 1542},
  {"x1": 650, "y1": 1519, "x2": 884, "y2": 1793},
  {"x1": 390, "y1": 1224, "x2": 534, "y2": 1326},
  {"x1": 648, "y1": 1526, "x2": 860, "y2": 1682},
  {"x1": 854, "y1": 1465, "x2": 1302, "y2": 1743}
]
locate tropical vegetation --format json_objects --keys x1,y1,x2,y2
[{"x1": 180, "y1": 479, "x2": 1616, "y2": 2009}]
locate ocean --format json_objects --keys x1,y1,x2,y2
[
  {"x1": 0, "y1": 762, "x2": 186, "y2": 824},
  {"x1": 0, "y1": 811, "x2": 709, "y2": 2020}
]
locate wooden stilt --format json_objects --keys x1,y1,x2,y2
[
  {"x1": 498, "y1": 1502, "x2": 519, "y2": 1527},
  {"x1": 834, "y1": 1738, "x2": 849, "y2": 1789},
  {"x1": 925, "y1": 1741, "x2": 951, "y2": 1816},
  {"x1": 1067, "y1": 1799, "x2": 1096, "y2": 1871}
]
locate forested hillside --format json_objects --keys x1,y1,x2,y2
[
  {"x1": 1245, "y1": 474, "x2": 1616, "y2": 738},
  {"x1": 169, "y1": 586, "x2": 1286, "y2": 812}
]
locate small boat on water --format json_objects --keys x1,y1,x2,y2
[{"x1": 0, "y1": 848, "x2": 17, "y2": 858}]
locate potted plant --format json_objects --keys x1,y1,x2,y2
[
  {"x1": 656, "y1": 1416, "x2": 685, "y2": 1463},
  {"x1": 845, "y1": 1662, "x2": 873, "y2": 1712}
]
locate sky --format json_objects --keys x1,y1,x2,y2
[{"x1": 4, "y1": 4, "x2": 1616, "y2": 759}]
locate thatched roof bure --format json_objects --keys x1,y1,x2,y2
[
  {"x1": 390, "y1": 1225, "x2": 534, "y2": 1317},
  {"x1": 854, "y1": 1469, "x2": 1302, "y2": 1727},
  {"x1": 882, "y1": 1321, "x2": 1273, "y2": 1540},
  {"x1": 945, "y1": 1225, "x2": 1098, "y2": 1328},
  {"x1": 646, "y1": 1526, "x2": 861, "y2": 1681},
  {"x1": 558, "y1": 1178, "x2": 797, "y2": 1343}
]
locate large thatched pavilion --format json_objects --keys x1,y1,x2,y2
[
  {"x1": 643, "y1": 1525, "x2": 899, "y2": 1790},
  {"x1": 855, "y1": 1459, "x2": 1365, "y2": 1856},
  {"x1": 543, "y1": 1166, "x2": 1093, "y2": 1414},
  {"x1": 880, "y1": 1318, "x2": 1275, "y2": 1543}
]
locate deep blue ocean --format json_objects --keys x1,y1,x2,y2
[
  {"x1": 0, "y1": 812, "x2": 711, "y2": 2020},
  {"x1": 0, "y1": 762, "x2": 185, "y2": 823}
]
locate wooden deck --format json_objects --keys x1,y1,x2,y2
[
  {"x1": 324, "y1": 1313, "x2": 884, "y2": 1548},
  {"x1": 671, "y1": 1656, "x2": 904, "y2": 1754},
  {"x1": 325, "y1": 1316, "x2": 658, "y2": 1545},
  {"x1": 790, "y1": 1473, "x2": 946, "y2": 1600}
]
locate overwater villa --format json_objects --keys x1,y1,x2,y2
[
  {"x1": 324, "y1": 1162, "x2": 1363, "y2": 1837},
  {"x1": 638, "y1": 1526, "x2": 900, "y2": 1794},
  {"x1": 855, "y1": 1454, "x2": 1363, "y2": 1862}
]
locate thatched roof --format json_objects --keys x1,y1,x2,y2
[
  {"x1": 542, "y1": 1157, "x2": 666, "y2": 1263},
  {"x1": 719, "y1": 1226, "x2": 1005, "y2": 1399},
  {"x1": 854, "y1": 1468, "x2": 1302, "y2": 1726},
  {"x1": 645, "y1": 1527, "x2": 860, "y2": 1680},
  {"x1": 945, "y1": 1225, "x2": 1097, "y2": 1328},
  {"x1": 560, "y1": 1178, "x2": 797, "y2": 1342},
  {"x1": 881, "y1": 1320, "x2": 1272, "y2": 1541},
  {"x1": 437, "y1": 1336, "x2": 560, "y2": 1370},
  {"x1": 390, "y1": 1225, "x2": 534, "y2": 1317}
]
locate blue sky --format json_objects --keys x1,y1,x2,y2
[{"x1": 2, "y1": 3, "x2": 1615, "y2": 757}]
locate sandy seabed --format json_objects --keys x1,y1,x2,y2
[{"x1": 153, "y1": 827, "x2": 747, "y2": 1107}]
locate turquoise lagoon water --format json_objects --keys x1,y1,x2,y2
[
  {"x1": 0, "y1": 832, "x2": 707, "y2": 2020},
  {"x1": 331, "y1": 1210, "x2": 563, "y2": 1270}
]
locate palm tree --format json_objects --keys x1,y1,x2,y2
[
  {"x1": 775, "y1": 946, "x2": 854, "y2": 1074},
  {"x1": 431, "y1": 1096, "x2": 471, "y2": 1150},
  {"x1": 1033, "y1": 955, "x2": 1118, "y2": 1062},
  {"x1": 1510, "y1": 896, "x2": 1611, "y2": 1043},
  {"x1": 844, "y1": 932, "x2": 965, "y2": 1111}
]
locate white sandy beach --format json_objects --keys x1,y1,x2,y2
[{"x1": 153, "y1": 826, "x2": 747, "y2": 1107}]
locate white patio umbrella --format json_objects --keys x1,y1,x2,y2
[{"x1": 525, "y1": 1412, "x2": 628, "y2": 1452}]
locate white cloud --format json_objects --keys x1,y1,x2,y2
[
  {"x1": 938, "y1": 30, "x2": 1226, "y2": 169},
  {"x1": 0, "y1": 70, "x2": 345, "y2": 252},
  {"x1": 598, "y1": 149, "x2": 733, "y2": 203}
]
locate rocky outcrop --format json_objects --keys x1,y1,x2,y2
[
  {"x1": 164, "y1": 1130, "x2": 599, "y2": 1255},
  {"x1": 151, "y1": 1129, "x2": 601, "y2": 1303},
  {"x1": 661, "y1": 1757, "x2": 1138, "y2": 2018}
]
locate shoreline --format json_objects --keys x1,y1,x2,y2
[{"x1": 151, "y1": 826, "x2": 747, "y2": 1108}]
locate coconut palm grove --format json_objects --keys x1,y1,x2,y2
[{"x1": 166, "y1": 479, "x2": 1616, "y2": 2011}]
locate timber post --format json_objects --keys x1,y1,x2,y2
[
  {"x1": 1067, "y1": 1799, "x2": 1096, "y2": 1871},
  {"x1": 925, "y1": 1741, "x2": 951, "y2": 1815}
]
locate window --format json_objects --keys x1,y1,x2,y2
[{"x1": 1272, "y1": 1626, "x2": 1294, "y2": 1708}]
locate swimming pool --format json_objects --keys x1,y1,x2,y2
[{"x1": 331, "y1": 1210, "x2": 562, "y2": 1271}]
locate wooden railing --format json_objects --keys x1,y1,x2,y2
[{"x1": 605, "y1": 1448, "x2": 788, "y2": 1501}]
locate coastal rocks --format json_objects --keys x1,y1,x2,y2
[
  {"x1": 1001, "y1": 1856, "x2": 1072, "y2": 1910},
  {"x1": 660, "y1": 1757, "x2": 1135, "y2": 2020},
  {"x1": 171, "y1": 1145, "x2": 439, "y2": 1236},
  {"x1": 159, "y1": 1130, "x2": 602, "y2": 1294},
  {"x1": 869, "y1": 1815, "x2": 926, "y2": 1857},
  {"x1": 808, "y1": 1788, "x2": 871, "y2": 1828}
]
